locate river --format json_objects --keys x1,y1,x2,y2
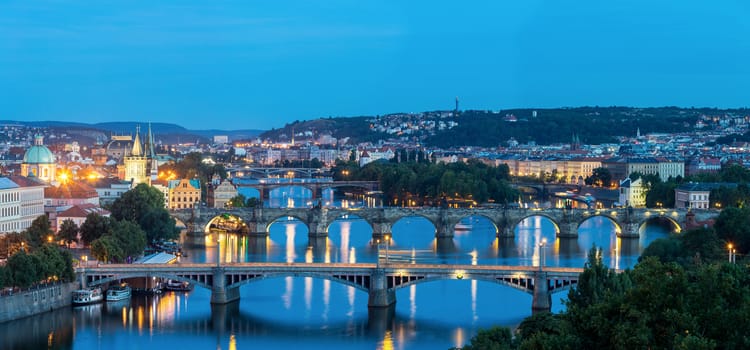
[{"x1": 1, "y1": 189, "x2": 670, "y2": 350}]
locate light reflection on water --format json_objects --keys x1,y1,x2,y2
[{"x1": 3, "y1": 199, "x2": 672, "y2": 350}]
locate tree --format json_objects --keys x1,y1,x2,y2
[
  {"x1": 57, "y1": 219, "x2": 79, "y2": 248},
  {"x1": 24, "y1": 215, "x2": 52, "y2": 249},
  {"x1": 80, "y1": 213, "x2": 112, "y2": 247},
  {"x1": 454, "y1": 326, "x2": 515, "y2": 350},
  {"x1": 91, "y1": 236, "x2": 123, "y2": 263},
  {"x1": 110, "y1": 183, "x2": 165, "y2": 223},
  {"x1": 713, "y1": 207, "x2": 750, "y2": 254},
  {"x1": 229, "y1": 194, "x2": 248, "y2": 208},
  {"x1": 6, "y1": 251, "x2": 41, "y2": 288},
  {"x1": 138, "y1": 208, "x2": 180, "y2": 243},
  {"x1": 584, "y1": 167, "x2": 612, "y2": 187}
]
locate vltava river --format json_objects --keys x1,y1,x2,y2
[{"x1": 1, "y1": 189, "x2": 670, "y2": 350}]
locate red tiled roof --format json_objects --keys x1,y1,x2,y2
[
  {"x1": 45, "y1": 181, "x2": 98, "y2": 199},
  {"x1": 57, "y1": 203, "x2": 110, "y2": 218}
]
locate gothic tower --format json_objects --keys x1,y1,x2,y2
[{"x1": 124, "y1": 126, "x2": 149, "y2": 186}]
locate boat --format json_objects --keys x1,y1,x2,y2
[
  {"x1": 454, "y1": 223, "x2": 473, "y2": 231},
  {"x1": 72, "y1": 287, "x2": 104, "y2": 306},
  {"x1": 106, "y1": 284, "x2": 132, "y2": 301},
  {"x1": 165, "y1": 280, "x2": 194, "y2": 292}
]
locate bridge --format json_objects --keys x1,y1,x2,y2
[
  {"x1": 230, "y1": 180, "x2": 379, "y2": 201},
  {"x1": 172, "y1": 206, "x2": 718, "y2": 242},
  {"x1": 227, "y1": 167, "x2": 329, "y2": 179},
  {"x1": 77, "y1": 262, "x2": 582, "y2": 313}
]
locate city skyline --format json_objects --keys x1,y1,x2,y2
[{"x1": 1, "y1": 1, "x2": 748, "y2": 130}]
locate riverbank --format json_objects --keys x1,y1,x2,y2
[{"x1": 0, "y1": 282, "x2": 77, "y2": 323}]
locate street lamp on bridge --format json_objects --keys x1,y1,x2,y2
[{"x1": 538, "y1": 238, "x2": 547, "y2": 272}]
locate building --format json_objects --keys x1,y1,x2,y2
[
  {"x1": 0, "y1": 176, "x2": 46, "y2": 234},
  {"x1": 618, "y1": 177, "x2": 646, "y2": 207},
  {"x1": 208, "y1": 179, "x2": 237, "y2": 208},
  {"x1": 674, "y1": 182, "x2": 735, "y2": 209},
  {"x1": 168, "y1": 179, "x2": 201, "y2": 209},
  {"x1": 56, "y1": 203, "x2": 110, "y2": 239},
  {"x1": 123, "y1": 128, "x2": 149, "y2": 186},
  {"x1": 90, "y1": 178, "x2": 132, "y2": 206},
  {"x1": 21, "y1": 135, "x2": 57, "y2": 183}
]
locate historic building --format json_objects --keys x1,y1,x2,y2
[
  {"x1": 21, "y1": 135, "x2": 57, "y2": 183},
  {"x1": 0, "y1": 176, "x2": 46, "y2": 235},
  {"x1": 122, "y1": 124, "x2": 159, "y2": 187},
  {"x1": 208, "y1": 179, "x2": 237, "y2": 208},
  {"x1": 167, "y1": 179, "x2": 201, "y2": 210}
]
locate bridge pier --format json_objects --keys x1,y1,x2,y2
[
  {"x1": 210, "y1": 268, "x2": 240, "y2": 304},
  {"x1": 497, "y1": 225, "x2": 514, "y2": 238},
  {"x1": 531, "y1": 271, "x2": 551, "y2": 314},
  {"x1": 368, "y1": 269, "x2": 395, "y2": 308},
  {"x1": 367, "y1": 304, "x2": 395, "y2": 334},
  {"x1": 617, "y1": 222, "x2": 640, "y2": 238},
  {"x1": 556, "y1": 222, "x2": 578, "y2": 238}
]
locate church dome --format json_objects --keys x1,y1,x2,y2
[{"x1": 23, "y1": 135, "x2": 56, "y2": 164}]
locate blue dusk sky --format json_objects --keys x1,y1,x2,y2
[{"x1": 1, "y1": 1, "x2": 748, "y2": 130}]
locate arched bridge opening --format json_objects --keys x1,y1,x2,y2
[{"x1": 206, "y1": 213, "x2": 250, "y2": 235}]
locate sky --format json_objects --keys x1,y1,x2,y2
[{"x1": 1, "y1": 1, "x2": 748, "y2": 130}]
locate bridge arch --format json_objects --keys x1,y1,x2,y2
[
  {"x1": 578, "y1": 214, "x2": 623, "y2": 235},
  {"x1": 325, "y1": 213, "x2": 374, "y2": 236},
  {"x1": 638, "y1": 215, "x2": 682, "y2": 234},
  {"x1": 512, "y1": 214, "x2": 561, "y2": 236},
  {"x1": 389, "y1": 273, "x2": 578, "y2": 296},
  {"x1": 85, "y1": 272, "x2": 212, "y2": 290},
  {"x1": 264, "y1": 214, "x2": 311, "y2": 233},
  {"x1": 389, "y1": 214, "x2": 439, "y2": 238},
  {"x1": 452, "y1": 214, "x2": 499, "y2": 235},
  {"x1": 226, "y1": 272, "x2": 370, "y2": 292},
  {"x1": 205, "y1": 213, "x2": 250, "y2": 234}
]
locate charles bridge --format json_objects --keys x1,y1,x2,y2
[{"x1": 171, "y1": 206, "x2": 718, "y2": 241}]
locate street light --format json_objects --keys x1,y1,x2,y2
[
  {"x1": 538, "y1": 238, "x2": 547, "y2": 271},
  {"x1": 384, "y1": 233, "x2": 391, "y2": 265},
  {"x1": 728, "y1": 243, "x2": 734, "y2": 263}
]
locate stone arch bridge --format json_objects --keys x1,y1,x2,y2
[{"x1": 172, "y1": 207, "x2": 718, "y2": 241}]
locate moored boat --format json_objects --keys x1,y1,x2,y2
[
  {"x1": 106, "y1": 284, "x2": 132, "y2": 301},
  {"x1": 72, "y1": 287, "x2": 104, "y2": 306},
  {"x1": 454, "y1": 223, "x2": 473, "y2": 231},
  {"x1": 165, "y1": 280, "x2": 194, "y2": 292}
]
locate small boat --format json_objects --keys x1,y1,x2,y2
[
  {"x1": 454, "y1": 223, "x2": 473, "y2": 231},
  {"x1": 165, "y1": 280, "x2": 193, "y2": 292},
  {"x1": 72, "y1": 287, "x2": 104, "y2": 306},
  {"x1": 106, "y1": 284, "x2": 132, "y2": 302}
]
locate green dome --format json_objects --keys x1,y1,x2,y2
[{"x1": 23, "y1": 145, "x2": 55, "y2": 164}]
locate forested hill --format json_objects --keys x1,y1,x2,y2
[
  {"x1": 426, "y1": 107, "x2": 703, "y2": 147},
  {"x1": 261, "y1": 107, "x2": 745, "y2": 147}
]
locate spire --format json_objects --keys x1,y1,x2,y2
[
  {"x1": 148, "y1": 123, "x2": 159, "y2": 180},
  {"x1": 132, "y1": 125, "x2": 143, "y2": 156}
]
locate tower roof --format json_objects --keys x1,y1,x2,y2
[{"x1": 132, "y1": 127, "x2": 143, "y2": 156}]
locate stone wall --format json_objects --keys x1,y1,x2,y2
[{"x1": 0, "y1": 282, "x2": 77, "y2": 323}]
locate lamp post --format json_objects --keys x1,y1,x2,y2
[
  {"x1": 728, "y1": 243, "x2": 734, "y2": 263},
  {"x1": 384, "y1": 234, "x2": 391, "y2": 265},
  {"x1": 538, "y1": 238, "x2": 547, "y2": 271}
]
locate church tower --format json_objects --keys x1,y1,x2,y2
[
  {"x1": 147, "y1": 123, "x2": 159, "y2": 182},
  {"x1": 124, "y1": 126, "x2": 150, "y2": 186}
]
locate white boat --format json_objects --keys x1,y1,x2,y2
[
  {"x1": 106, "y1": 285, "x2": 132, "y2": 301},
  {"x1": 454, "y1": 223, "x2": 473, "y2": 231},
  {"x1": 165, "y1": 280, "x2": 194, "y2": 292},
  {"x1": 72, "y1": 287, "x2": 104, "y2": 306}
]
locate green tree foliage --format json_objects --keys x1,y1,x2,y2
[
  {"x1": 641, "y1": 227, "x2": 724, "y2": 265},
  {"x1": 713, "y1": 206, "x2": 750, "y2": 254},
  {"x1": 90, "y1": 220, "x2": 147, "y2": 263},
  {"x1": 453, "y1": 326, "x2": 515, "y2": 350},
  {"x1": 710, "y1": 183, "x2": 750, "y2": 208},
  {"x1": 33, "y1": 244, "x2": 75, "y2": 282},
  {"x1": 332, "y1": 159, "x2": 517, "y2": 206},
  {"x1": 110, "y1": 183, "x2": 165, "y2": 223},
  {"x1": 80, "y1": 213, "x2": 113, "y2": 246},
  {"x1": 229, "y1": 194, "x2": 248, "y2": 208},
  {"x1": 110, "y1": 183, "x2": 179, "y2": 243},
  {"x1": 139, "y1": 207, "x2": 180, "y2": 243},
  {"x1": 6, "y1": 251, "x2": 41, "y2": 288},
  {"x1": 584, "y1": 167, "x2": 612, "y2": 187},
  {"x1": 645, "y1": 181, "x2": 677, "y2": 208},
  {"x1": 24, "y1": 215, "x2": 52, "y2": 249},
  {"x1": 57, "y1": 219, "x2": 79, "y2": 248}
]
